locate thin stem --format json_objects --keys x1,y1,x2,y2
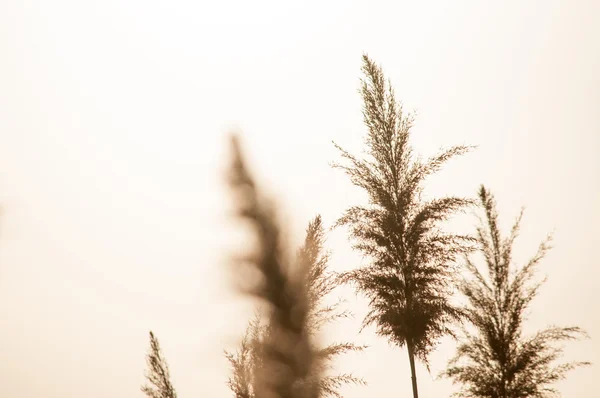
[{"x1": 407, "y1": 341, "x2": 419, "y2": 398}]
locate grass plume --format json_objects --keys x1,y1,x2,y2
[
  {"x1": 333, "y1": 54, "x2": 475, "y2": 398},
  {"x1": 443, "y1": 185, "x2": 590, "y2": 398},
  {"x1": 226, "y1": 215, "x2": 366, "y2": 398},
  {"x1": 141, "y1": 331, "x2": 178, "y2": 398},
  {"x1": 226, "y1": 134, "x2": 321, "y2": 398}
]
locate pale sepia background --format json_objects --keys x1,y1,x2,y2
[{"x1": 0, "y1": 1, "x2": 598, "y2": 397}]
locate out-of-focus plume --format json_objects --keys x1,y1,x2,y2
[
  {"x1": 225, "y1": 214, "x2": 366, "y2": 398},
  {"x1": 226, "y1": 134, "x2": 320, "y2": 398}
]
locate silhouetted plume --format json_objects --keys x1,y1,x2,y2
[
  {"x1": 300, "y1": 215, "x2": 366, "y2": 397},
  {"x1": 226, "y1": 134, "x2": 321, "y2": 398},
  {"x1": 226, "y1": 215, "x2": 366, "y2": 398},
  {"x1": 443, "y1": 185, "x2": 590, "y2": 398},
  {"x1": 141, "y1": 331, "x2": 178, "y2": 398},
  {"x1": 332, "y1": 54, "x2": 475, "y2": 398}
]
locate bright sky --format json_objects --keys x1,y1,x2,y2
[{"x1": 0, "y1": 1, "x2": 598, "y2": 397}]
